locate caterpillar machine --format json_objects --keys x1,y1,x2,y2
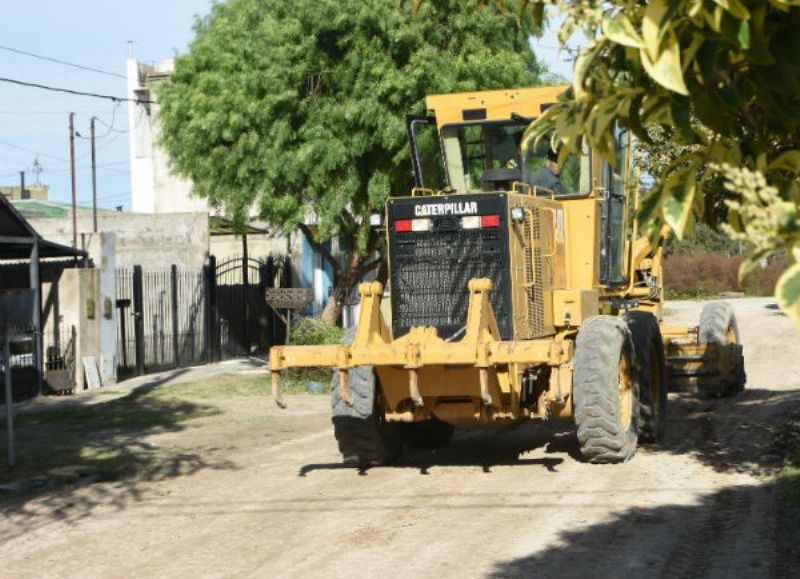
[{"x1": 269, "y1": 86, "x2": 746, "y2": 465}]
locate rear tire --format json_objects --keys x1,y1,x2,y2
[
  {"x1": 573, "y1": 316, "x2": 640, "y2": 463},
  {"x1": 331, "y1": 329, "x2": 402, "y2": 467},
  {"x1": 699, "y1": 302, "x2": 740, "y2": 346},
  {"x1": 698, "y1": 302, "x2": 746, "y2": 396},
  {"x1": 624, "y1": 311, "x2": 668, "y2": 442}
]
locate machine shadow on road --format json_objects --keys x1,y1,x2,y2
[
  {"x1": 299, "y1": 388, "x2": 800, "y2": 479},
  {"x1": 298, "y1": 420, "x2": 575, "y2": 477}
]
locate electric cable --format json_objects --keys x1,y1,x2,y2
[
  {"x1": 0, "y1": 44, "x2": 126, "y2": 79},
  {"x1": 0, "y1": 76, "x2": 152, "y2": 104}
]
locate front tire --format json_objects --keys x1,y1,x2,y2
[
  {"x1": 331, "y1": 329, "x2": 401, "y2": 467},
  {"x1": 624, "y1": 311, "x2": 668, "y2": 442},
  {"x1": 573, "y1": 316, "x2": 640, "y2": 463}
]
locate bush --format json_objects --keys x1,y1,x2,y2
[
  {"x1": 289, "y1": 317, "x2": 344, "y2": 346},
  {"x1": 664, "y1": 252, "x2": 788, "y2": 299}
]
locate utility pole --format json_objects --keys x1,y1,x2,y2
[
  {"x1": 69, "y1": 112, "x2": 78, "y2": 248},
  {"x1": 19, "y1": 170, "x2": 25, "y2": 200},
  {"x1": 90, "y1": 117, "x2": 98, "y2": 233}
]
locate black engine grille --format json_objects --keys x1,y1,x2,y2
[{"x1": 389, "y1": 225, "x2": 512, "y2": 340}]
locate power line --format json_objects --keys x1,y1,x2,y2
[
  {"x1": 0, "y1": 44, "x2": 126, "y2": 79},
  {"x1": 0, "y1": 110, "x2": 99, "y2": 115},
  {"x1": 0, "y1": 76, "x2": 153, "y2": 104},
  {"x1": 94, "y1": 112, "x2": 128, "y2": 135},
  {"x1": 0, "y1": 139, "x2": 68, "y2": 163}
]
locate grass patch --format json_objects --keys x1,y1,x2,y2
[
  {"x1": 1, "y1": 369, "x2": 331, "y2": 486},
  {"x1": 146, "y1": 369, "x2": 332, "y2": 399},
  {"x1": 2, "y1": 385, "x2": 220, "y2": 485}
]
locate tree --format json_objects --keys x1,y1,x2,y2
[
  {"x1": 157, "y1": 0, "x2": 545, "y2": 324},
  {"x1": 415, "y1": 0, "x2": 800, "y2": 323},
  {"x1": 502, "y1": 0, "x2": 800, "y2": 325}
]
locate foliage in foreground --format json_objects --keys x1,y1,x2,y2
[
  {"x1": 441, "y1": 0, "x2": 800, "y2": 325},
  {"x1": 289, "y1": 317, "x2": 344, "y2": 346},
  {"x1": 157, "y1": 0, "x2": 545, "y2": 324}
]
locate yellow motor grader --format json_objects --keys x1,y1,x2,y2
[{"x1": 269, "y1": 86, "x2": 746, "y2": 465}]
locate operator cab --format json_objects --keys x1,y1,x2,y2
[{"x1": 405, "y1": 87, "x2": 632, "y2": 292}]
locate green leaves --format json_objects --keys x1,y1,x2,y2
[
  {"x1": 662, "y1": 167, "x2": 699, "y2": 239},
  {"x1": 158, "y1": 0, "x2": 543, "y2": 255},
  {"x1": 776, "y1": 261, "x2": 800, "y2": 326},
  {"x1": 504, "y1": 0, "x2": 800, "y2": 325},
  {"x1": 602, "y1": 14, "x2": 643, "y2": 49},
  {"x1": 641, "y1": 2, "x2": 689, "y2": 95}
]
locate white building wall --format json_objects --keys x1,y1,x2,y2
[
  {"x1": 126, "y1": 58, "x2": 208, "y2": 215},
  {"x1": 127, "y1": 58, "x2": 156, "y2": 213}
]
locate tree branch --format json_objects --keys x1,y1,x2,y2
[
  {"x1": 297, "y1": 222, "x2": 341, "y2": 275},
  {"x1": 358, "y1": 256, "x2": 383, "y2": 276}
]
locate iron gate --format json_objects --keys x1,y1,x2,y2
[{"x1": 115, "y1": 254, "x2": 291, "y2": 377}]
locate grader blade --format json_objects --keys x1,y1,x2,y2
[{"x1": 268, "y1": 278, "x2": 561, "y2": 410}]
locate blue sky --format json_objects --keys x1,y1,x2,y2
[
  {"x1": 0, "y1": 0, "x2": 213, "y2": 210},
  {"x1": 0, "y1": 2, "x2": 576, "y2": 212}
]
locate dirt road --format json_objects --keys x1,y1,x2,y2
[{"x1": 2, "y1": 298, "x2": 799, "y2": 578}]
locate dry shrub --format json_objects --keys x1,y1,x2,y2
[{"x1": 664, "y1": 252, "x2": 788, "y2": 298}]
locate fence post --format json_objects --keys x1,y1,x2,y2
[
  {"x1": 242, "y1": 237, "x2": 250, "y2": 356},
  {"x1": 265, "y1": 256, "x2": 275, "y2": 348},
  {"x1": 132, "y1": 265, "x2": 144, "y2": 376},
  {"x1": 205, "y1": 256, "x2": 218, "y2": 363},
  {"x1": 171, "y1": 265, "x2": 180, "y2": 368}
]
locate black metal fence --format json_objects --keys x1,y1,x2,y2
[
  {"x1": 116, "y1": 266, "x2": 207, "y2": 377},
  {"x1": 0, "y1": 261, "x2": 79, "y2": 401},
  {"x1": 115, "y1": 254, "x2": 291, "y2": 378}
]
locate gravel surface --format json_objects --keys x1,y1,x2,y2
[{"x1": 2, "y1": 298, "x2": 798, "y2": 578}]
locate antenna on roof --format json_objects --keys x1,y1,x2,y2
[{"x1": 32, "y1": 157, "x2": 43, "y2": 185}]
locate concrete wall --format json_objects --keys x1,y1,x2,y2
[
  {"x1": 29, "y1": 211, "x2": 209, "y2": 271},
  {"x1": 98, "y1": 233, "x2": 117, "y2": 385},
  {"x1": 59, "y1": 268, "x2": 100, "y2": 391},
  {"x1": 0, "y1": 184, "x2": 48, "y2": 201}
]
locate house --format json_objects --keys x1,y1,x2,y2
[{"x1": 125, "y1": 57, "x2": 336, "y2": 316}]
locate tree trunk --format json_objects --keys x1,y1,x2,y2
[{"x1": 320, "y1": 252, "x2": 367, "y2": 325}]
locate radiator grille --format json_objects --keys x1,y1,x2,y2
[
  {"x1": 390, "y1": 227, "x2": 511, "y2": 340},
  {"x1": 522, "y1": 208, "x2": 547, "y2": 338}
]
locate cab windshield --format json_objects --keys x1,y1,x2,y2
[{"x1": 439, "y1": 122, "x2": 591, "y2": 196}]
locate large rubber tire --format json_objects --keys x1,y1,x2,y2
[
  {"x1": 698, "y1": 302, "x2": 746, "y2": 396},
  {"x1": 399, "y1": 418, "x2": 454, "y2": 449},
  {"x1": 573, "y1": 315, "x2": 640, "y2": 463},
  {"x1": 624, "y1": 311, "x2": 668, "y2": 443},
  {"x1": 331, "y1": 329, "x2": 402, "y2": 467},
  {"x1": 699, "y1": 302, "x2": 740, "y2": 345}
]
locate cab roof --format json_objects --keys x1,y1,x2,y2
[{"x1": 425, "y1": 86, "x2": 567, "y2": 129}]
